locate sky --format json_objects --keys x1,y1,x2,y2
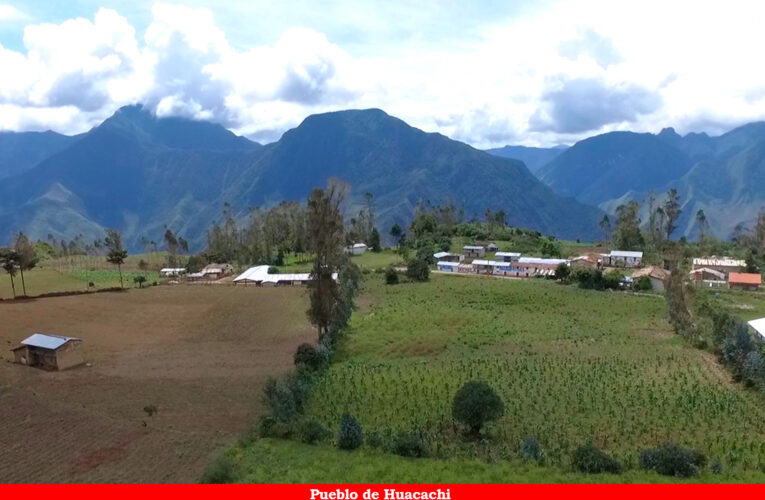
[{"x1": 1, "y1": 0, "x2": 765, "y2": 147}]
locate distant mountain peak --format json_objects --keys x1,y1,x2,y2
[
  {"x1": 658, "y1": 127, "x2": 680, "y2": 138},
  {"x1": 97, "y1": 104, "x2": 260, "y2": 152}
]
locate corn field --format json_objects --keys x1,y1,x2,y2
[{"x1": 305, "y1": 275, "x2": 765, "y2": 470}]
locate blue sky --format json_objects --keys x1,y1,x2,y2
[{"x1": 0, "y1": 1, "x2": 764, "y2": 147}]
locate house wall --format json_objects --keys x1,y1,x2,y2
[
  {"x1": 56, "y1": 343, "x2": 85, "y2": 370},
  {"x1": 650, "y1": 277, "x2": 665, "y2": 292}
]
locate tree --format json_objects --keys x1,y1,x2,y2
[
  {"x1": 390, "y1": 223, "x2": 403, "y2": 247},
  {"x1": 613, "y1": 201, "x2": 644, "y2": 250},
  {"x1": 0, "y1": 248, "x2": 19, "y2": 298},
  {"x1": 695, "y1": 209, "x2": 709, "y2": 242},
  {"x1": 451, "y1": 381, "x2": 504, "y2": 437},
  {"x1": 13, "y1": 232, "x2": 37, "y2": 296},
  {"x1": 406, "y1": 241, "x2": 432, "y2": 282},
  {"x1": 306, "y1": 180, "x2": 347, "y2": 336},
  {"x1": 337, "y1": 414, "x2": 363, "y2": 450},
  {"x1": 369, "y1": 228, "x2": 381, "y2": 252},
  {"x1": 164, "y1": 228, "x2": 179, "y2": 266},
  {"x1": 554, "y1": 262, "x2": 570, "y2": 282},
  {"x1": 104, "y1": 229, "x2": 128, "y2": 288},
  {"x1": 663, "y1": 188, "x2": 682, "y2": 240},
  {"x1": 133, "y1": 275, "x2": 147, "y2": 288},
  {"x1": 599, "y1": 215, "x2": 612, "y2": 242}
]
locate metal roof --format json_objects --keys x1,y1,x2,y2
[
  {"x1": 433, "y1": 252, "x2": 451, "y2": 259},
  {"x1": 609, "y1": 250, "x2": 643, "y2": 258},
  {"x1": 518, "y1": 257, "x2": 567, "y2": 265},
  {"x1": 21, "y1": 333, "x2": 80, "y2": 350},
  {"x1": 729, "y1": 272, "x2": 762, "y2": 285},
  {"x1": 437, "y1": 261, "x2": 460, "y2": 267},
  {"x1": 495, "y1": 252, "x2": 521, "y2": 257},
  {"x1": 234, "y1": 265, "x2": 336, "y2": 283},
  {"x1": 463, "y1": 245, "x2": 485, "y2": 250},
  {"x1": 748, "y1": 318, "x2": 765, "y2": 339}
]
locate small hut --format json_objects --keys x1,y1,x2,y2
[{"x1": 12, "y1": 333, "x2": 84, "y2": 371}]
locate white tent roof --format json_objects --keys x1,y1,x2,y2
[
  {"x1": 234, "y1": 265, "x2": 336, "y2": 283},
  {"x1": 21, "y1": 333, "x2": 80, "y2": 350},
  {"x1": 748, "y1": 318, "x2": 765, "y2": 339}
]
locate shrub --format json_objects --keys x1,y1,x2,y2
[
  {"x1": 452, "y1": 381, "x2": 504, "y2": 437},
  {"x1": 262, "y1": 377, "x2": 297, "y2": 422},
  {"x1": 200, "y1": 455, "x2": 235, "y2": 484},
  {"x1": 572, "y1": 444, "x2": 622, "y2": 474},
  {"x1": 634, "y1": 275, "x2": 653, "y2": 292},
  {"x1": 337, "y1": 414, "x2": 363, "y2": 450},
  {"x1": 406, "y1": 256, "x2": 430, "y2": 282},
  {"x1": 520, "y1": 436, "x2": 542, "y2": 462},
  {"x1": 294, "y1": 343, "x2": 328, "y2": 371},
  {"x1": 392, "y1": 431, "x2": 429, "y2": 458},
  {"x1": 384, "y1": 266, "x2": 399, "y2": 285},
  {"x1": 298, "y1": 417, "x2": 330, "y2": 444},
  {"x1": 711, "y1": 459, "x2": 723, "y2": 474},
  {"x1": 554, "y1": 263, "x2": 570, "y2": 282},
  {"x1": 639, "y1": 442, "x2": 706, "y2": 477},
  {"x1": 366, "y1": 430, "x2": 387, "y2": 449},
  {"x1": 256, "y1": 415, "x2": 291, "y2": 439},
  {"x1": 743, "y1": 350, "x2": 765, "y2": 387}
]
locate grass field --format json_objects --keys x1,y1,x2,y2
[
  {"x1": 0, "y1": 267, "x2": 159, "y2": 299},
  {"x1": 0, "y1": 285, "x2": 314, "y2": 482},
  {"x1": 277, "y1": 249, "x2": 404, "y2": 273},
  {"x1": 235, "y1": 274, "x2": 765, "y2": 481}
]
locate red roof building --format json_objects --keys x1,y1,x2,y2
[{"x1": 729, "y1": 272, "x2": 762, "y2": 291}]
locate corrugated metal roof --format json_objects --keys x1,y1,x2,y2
[
  {"x1": 437, "y1": 261, "x2": 460, "y2": 267},
  {"x1": 749, "y1": 318, "x2": 765, "y2": 338},
  {"x1": 495, "y1": 252, "x2": 521, "y2": 257},
  {"x1": 433, "y1": 252, "x2": 451, "y2": 259},
  {"x1": 463, "y1": 245, "x2": 484, "y2": 250},
  {"x1": 21, "y1": 333, "x2": 80, "y2": 350},
  {"x1": 233, "y1": 265, "x2": 336, "y2": 283},
  {"x1": 729, "y1": 272, "x2": 762, "y2": 285},
  {"x1": 609, "y1": 250, "x2": 643, "y2": 258},
  {"x1": 518, "y1": 257, "x2": 567, "y2": 265}
]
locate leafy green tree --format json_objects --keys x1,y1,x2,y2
[
  {"x1": 133, "y1": 275, "x2": 147, "y2": 288},
  {"x1": 599, "y1": 215, "x2": 611, "y2": 242},
  {"x1": 613, "y1": 201, "x2": 644, "y2": 250},
  {"x1": 451, "y1": 381, "x2": 504, "y2": 437},
  {"x1": 104, "y1": 229, "x2": 128, "y2": 288},
  {"x1": 406, "y1": 241, "x2": 432, "y2": 282},
  {"x1": 390, "y1": 223, "x2": 403, "y2": 246},
  {"x1": 337, "y1": 414, "x2": 363, "y2": 450},
  {"x1": 663, "y1": 188, "x2": 682, "y2": 240},
  {"x1": 13, "y1": 232, "x2": 37, "y2": 296},
  {"x1": 369, "y1": 228, "x2": 381, "y2": 252},
  {"x1": 0, "y1": 248, "x2": 19, "y2": 298},
  {"x1": 306, "y1": 181, "x2": 347, "y2": 336},
  {"x1": 554, "y1": 262, "x2": 570, "y2": 282}
]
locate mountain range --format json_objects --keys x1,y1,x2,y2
[
  {"x1": 488, "y1": 123, "x2": 765, "y2": 240},
  {"x1": 0, "y1": 105, "x2": 603, "y2": 250}
]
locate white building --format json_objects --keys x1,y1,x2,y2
[
  {"x1": 604, "y1": 250, "x2": 643, "y2": 268},
  {"x1": 346, "y1": 243, "x2": 368, "y2": 256},
  {"x1": 495, "y1": 252, "x2": 521, "y2": 263},
  {"x1": 463, "y1": 245, "x2": 486, "y2": 258},
  {"x1": 434, "y1": 251, "x2": 463, "y2": 262},
  {"x1": 160, "y1": 268, "x2": 186, "y2": 277},
  {"x1": 233, "y1": 265, "x2": 337, "y2": 286},
  {"x1": 436, "y1": 261, "x2": 460, "y2": 272}
]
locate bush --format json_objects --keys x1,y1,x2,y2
[
  {"x1": 743, "y1": 350, "x2": 765, "y2": 387},
  {"x1": 711, "y1": 459, "x2": 723, "y2": 474},
  {"x1": 520, "y1": 436, "x2": 542, "y2": 462},
  {"x1": 384, "y1": 266, "x2": 399, "y2": 285},
  {"x1": 452, "y1": 381, "x2": 504, "y2": 437},
  {"x1": 294, "y1": 343, "x2": 328, "y2": 371},
  {"x1": 572, "y1": 444, "x2": 622, "y2": 474},
  {"x1": 406, "y1": 256, "x2": 430, "y2": 282},
  {"x1": 337, "y1": 414, "x2": 363, "y2": 450},
  {"x1": 366, "y1": 429, "x2": 387, "y2": 449},
  {"x1": 200, "y1": 455, "x2": 235, "y2": 484},
  {"x1": 639, "y1": 442, "x2": 706, "y2": 477},
  {"x1": 263, "y1": 377, "x2": 300, "y2": 422},
  {"x1": 298, "y1": 417, "x2": 330, "y2": 444},
  {"x1": 634, "y1": 275, "x2": 653, "y2": 292},
  {"x1": 257, "y1": 415, "x2": 292, "y2": 439},
  {"x1": 554, "y1": 263, "x2": 570, "y2": 282},
  {"x1": 392, "y1": 431, "x2": 429, "y2": 458}
]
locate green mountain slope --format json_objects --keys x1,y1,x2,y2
[
  {"x1": 0, "y1": 106, "x2": 603, "y2": 249},
  {"x1": 485, "y1": 145, "x2": 567, "y2": 173},
  {"x1": 0, "y1": 130, "x2": 79, "y2": 179}
]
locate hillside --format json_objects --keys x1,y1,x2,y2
[
  {"x1": 485, "y1": 145, "x2": 566, "y2": 173},
  {"x1": 0, "y1": 106, "x2": 603, "y2": 249},
  {"x1": 537, "y1": 131, "x2": 693, "y2": 206},
  {"x1": 0, "y1": 130, "x2": 79, "y2": 179}
]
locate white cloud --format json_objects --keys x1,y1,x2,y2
[
  {"x1": 0, "y1": 0, "x2": 765, "y2": 147},
  {"x1": 0, "y1": 4, "x2": 25, "y2": 21}
]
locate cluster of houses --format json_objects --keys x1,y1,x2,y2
[
  {"x1": 690, "y1": 257, "x2": 761, "y2": 291},
  {"x1": 436, "y1": 246, "x2": 763, "y2": 293},
  {"x1": 436, "y1": 246, "x2": 643, "y2": 280}
]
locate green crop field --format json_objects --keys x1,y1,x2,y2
[
  {"x1": 278, "y1": 249, "x2": 404, "y2": 273},
  {"x1": 235, "y1": 274, "x2": 765, "y2": 482},
  {"x1": 0, "y1": 266, "x2": 159, "y2": 299}
]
